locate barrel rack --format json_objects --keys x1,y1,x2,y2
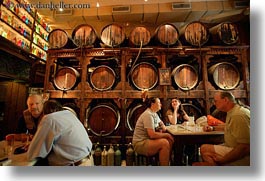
[{"x1": 44, "y1": 45, "x2": 249, "y2": 144}]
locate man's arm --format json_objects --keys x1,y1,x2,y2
[
  {"x1": 27, "y1": 119, "x2": 53, "y2": 161},
  {"x1": 204, "y1": 124, "x2": 225, "y2": 132}
]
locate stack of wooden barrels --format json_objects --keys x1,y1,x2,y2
[{"x1": 48, "y1": 21, "x2": 240, "y2": 49}]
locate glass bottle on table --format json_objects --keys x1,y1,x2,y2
[
  {"x1": 188, "y1": 113, "x2": 195, "y2": 125},
  {"x1": 25, "y1": 130, "x2": 30, "y2": 145},
  {"x1": 5, "y1": 134, "x2": 15, "y2": 157},
  {"x1": 198, "y1": 147, "x2": 203, "y2": 162}
]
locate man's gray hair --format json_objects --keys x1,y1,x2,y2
[{"x1": 219, "y1": 91, "x2": 236, "y2": 103}]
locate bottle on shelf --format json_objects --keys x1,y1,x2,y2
[
  {"x1": 93, "y1": 142, "x2": 102, "y2": 166},
  {"x1": 134, "y1": 151, "x2": 139, "y2": 166},
  {"x1": 101, "y1": 145, "x2": 108, "y2": 166},
  {"x1": 126, "y1": 142, "x2": 134, "y2": 166},
  {"x1": 107, "y1": 144, "x2": 114, "y2": 166},
  {"x1": 1, "y1": 0, "x2": 50, "y2": 60},
  {"x1": 114, "y1": 144, "x2": 121, "y2": 166},
  {"x1": 14, "y1": 4, "x2": 19, "y2": 15},
  {"x1": 21, "y1": 13, "x2": 26, "y2": 22}
]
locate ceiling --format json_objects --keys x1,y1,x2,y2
[{"x1": 27, "y1": 0, "x2": 250, "y2": 34}]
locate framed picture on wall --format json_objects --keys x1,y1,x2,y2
[{"x1": 159, "y1": 68, "x2": 171, "y2": 85}]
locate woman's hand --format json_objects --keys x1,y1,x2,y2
[
  {"x1": 165, "y1": 133, "x2": 174, "y2": 144},
  {"x1": 173, "y1": 101, "x2": 180, "y2": 111}
]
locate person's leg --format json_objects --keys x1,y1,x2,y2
[
  {"x1": 167, "y1": 136, "x2": 174, "y2": 151},
  {"x1": 147, "y1": 138, "x2": 171, "y2": 166},
  {"x1": 192, "y1": 144, "x2": 216, "y2": 166},
  {"x1": 192, "y1": 144, "x2": 233, "y2": 166},
  {"x1": 167, "y1": 137, "x2": 174, "y2": 165},
  {"x1": 200, "y1": 144, "x2": 217, "y2": 164}
]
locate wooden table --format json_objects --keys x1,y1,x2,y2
[
  {"x1": 0, "y1": 141, "x2": 37, "y2": 166},
  {"x1": 166, "y1": 124, "x2": 224, "y2": 166}
]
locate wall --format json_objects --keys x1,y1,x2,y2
[{"x1": 0, "y1": 81, "x2": 28, "y2": 138}]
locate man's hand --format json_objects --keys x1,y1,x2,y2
[{"x1": 203, "y1": 125, "x2": 214, "y2": 132}]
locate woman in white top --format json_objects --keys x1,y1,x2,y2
[{"x1": 132, "y1": 97, "x2": 174, "y2": 166}]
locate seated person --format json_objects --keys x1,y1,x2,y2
[
  {"x1": 193, "y1": 91, "x2": 250, "y2": 166},
  {"x1": 27, "y1": 99, "x2": 93, "y2": 166},
  {"x1": 210, "y1": 106, "x2": 227, "y2": 123},
  {"x1": 165, "y1": 98, "x2": 189, "y2": 125},
  {"x1": 16, "y1": 93, "x2": 44, "y2": 135},
  {"x1": 132, "y1": 97, "x2": 174, "y2": 166}
]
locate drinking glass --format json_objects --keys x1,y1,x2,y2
[{"x1": 5, "y1": 134, "x2": 15, "y2": 157}]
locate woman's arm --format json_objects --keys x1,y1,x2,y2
[
  {"x1": 167, "y1": 108, "x2": 179, "y2": 125},
  {"x1": 147, "y1": 128, "x2": 174, "y2": 143},
  {"x1": 159, "y1": 120, "x2": 167, "y2": 132},
  {"x1": 182, "y1": 110, "x2": 190, "y2": 122}
]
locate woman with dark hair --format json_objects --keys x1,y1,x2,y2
[
  {"x1": 132, "y1": 97, "x2": 174, "y2": 166},
  {"x1": 27, "y1": 99, "x2": 93, "y2": 166},
  {"x1": 166, "y1": 98, "x2": 189, "y2": 125}
]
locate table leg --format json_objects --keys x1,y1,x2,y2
[{"x1": 173, "y1": 137, "x2": 184, "y2": 166}]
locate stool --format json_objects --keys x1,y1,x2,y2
[{"x1": 135, "y1": 153, "x2": 159, "y2": 166}]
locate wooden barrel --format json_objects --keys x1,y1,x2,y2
[
  {"x1": 90, "y1": 65, "x2": 116, "y2": 91},
  {"x1": 208, "y1": 62, "x2": 240, "y2": 90},
  {"x1": 155, "y1": 23, "x2": 179, "y2": 46},
  {"x1": 72, "y1": 24, "x2": 97, "y2": 47},
  {"x1": 48, "y1": 29, "x2": 70, "y2": 49},
  {"x1": 130, "y1": 62, "x2": 158, "y2": 90},
  {"x1": 129, "y1": 26, "x2": 151, "y2": 47},
  {"x1": 172, "y1": 64, "x2": 198, "y2": 90},
  {"x1": 86, "y1": 103, "x2": 120, "y2": 136},
  {"x1": 180, "y1": 21, "x2": 209, "y2": 47},
  {"x1": 182, "y1": 103, "x2": 203, "y2": 121},
  {"x1": 126, "y1": 104, "x2": 146, "y2": 131},
  {"x1": 209, "y1": 22, "x2": 239, "y2": 45},
  {"x1": 100, "y1": 24, "x2": 125, "y2": 47},
  {"x1": 53, "y1": 67, "x2": 80, "y2": 90}
]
